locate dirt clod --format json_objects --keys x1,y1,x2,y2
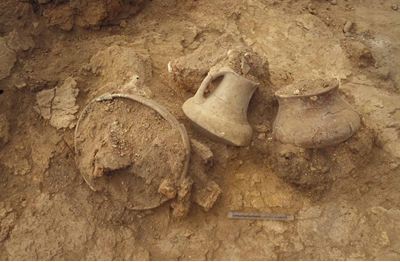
[
  {"x1": 343, "y1": 21, "x2": 354, "y2": 33},
  {"x1": 193, "y1": 181, "x2": 222, "y2": 211},
  {"x1": 6, "y1": 29, "x2": 35, "y2": 52},
  {"x1": 43, "y1": 5, "x2": 75, "y2": 31},
  {"x1": 0, "y1": 114, "x2": 10, "y2": 145},
  {"x1": 190, "y1": 139, "x2": 214, "y2": 169},
  {"x1": 343, "y1": 40, "x2": 375, "y2": 68},
  {"x1": 169, "y1": 34, "x2": 270, "y2": 92},
  {"x1": 34, "y1": 77, "x2": 79, "y2": 129},
  {"x1": 0, "y1": 38, "x2": 16, "y2": 80},
  {"x1": 40, "y1": 0, "x2": 145, "y2": 30}
]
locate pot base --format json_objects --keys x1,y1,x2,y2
[
  {"x1": 274, "y1": 107, "x2": 360, "y2": 148},
  {"x1": 183, "y1": 98, "x2": 253, "y2": 146}
]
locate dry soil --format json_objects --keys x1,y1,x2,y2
[{"x1": 1, "y1": 0, "x2": 400, "y2": 260}]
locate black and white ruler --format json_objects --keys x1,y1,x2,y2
[{"x1": 228, "y1": 212, "x2": 294, "y2": 221}]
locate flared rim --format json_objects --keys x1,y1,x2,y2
[{"x1": 275, "y1": 79, "x2": 339, "y2": 99}]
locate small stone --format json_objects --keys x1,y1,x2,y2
[
  {"x1": 158, "y1": 179, "x2": 177, "y2": 199},
  {"x1": 343, "y1": 21, "x2": 354, "y2": 34},
  {"x1": 15, "y1": 81, "x2": 26, "y2": 89},
  {"x1": 392, "y1": 4, "x2": 398, "y2": 10},
  {"x1": 293, "y1": 89, "x2": 300, "y2": 95},
  {"x1": 13, "y1": 76, "x2": 27, "y2": 89},
  {"x1": 120, "y1": 20, "x2": 128, "y2": 28},
  {"x1": 254, "y1": 124, "x2": 270, "y2": 133},
  {"x1": 331, "y1": 0, "x2": 338, "y2": 5},
  {"x1": 258, "y1": 133, "x2": 266, "y2": 140}
]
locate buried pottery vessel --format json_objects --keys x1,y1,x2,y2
[
  {"x1": 182, "y1": 67, "x2": 259, "y2": 146},
  {"x1": 74, "y1": 93, "x2": 191, "y2": 210},
  {"x1": 273, "y1": 78, "x2": 360, "y2": 148}
]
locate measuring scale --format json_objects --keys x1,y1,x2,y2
[{"x1": 228, "y1": 212, "x2": 294, "y2": 221}]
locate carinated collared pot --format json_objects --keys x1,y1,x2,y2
[{"x1": 273, "y1": 78, "x2": 360, "y2": 148}]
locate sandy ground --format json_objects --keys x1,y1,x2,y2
[{"x1": 1, "y1": 0, "x2": 400, "y2": 260}]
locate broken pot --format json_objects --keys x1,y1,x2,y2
[{"x1": 74, "y1": 93, "x2": 191, "y2": 210}]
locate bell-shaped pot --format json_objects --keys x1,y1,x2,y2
[
  {"x1": 182, "y1": 67, "x2": 259, "y2": 146},
  {"x1": 273, "y1": 78, "x2": 360, "y2": 148}
]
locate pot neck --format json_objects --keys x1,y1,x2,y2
[{"x1": 276, "y1": 84, "x2": 339, "y2": 99}]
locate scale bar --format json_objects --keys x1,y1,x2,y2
[{"x1": 228, "y1": 212, "x2": 294, "y2": 221}]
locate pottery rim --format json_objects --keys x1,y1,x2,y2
[{"x1": 275, "y1": 79, "x2": 339, "y2": 99}]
